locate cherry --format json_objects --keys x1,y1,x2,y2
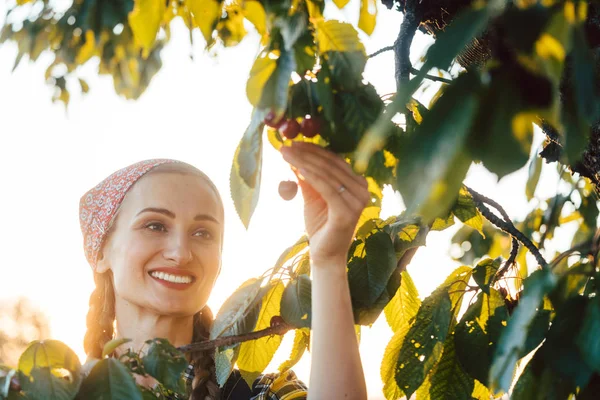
[
  {"x1": 264, "y1": 111, "x2": 284, "y2": 129},
  {"x1": 279, "y1": 119, "x2": 301, "y2": 140},
  {"x1": 278, "y1": 180, "x2": 298, "y2": 201},
  {"x1": 300, "y1": 116, "x2": 321, "y2": 138},
  {"x1": 270, "y1": 315, "x2": 286, "y2": 328}
]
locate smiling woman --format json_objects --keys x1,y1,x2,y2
[{"x1": 77, "y1": 146, "x2": 370, "y2": 400}]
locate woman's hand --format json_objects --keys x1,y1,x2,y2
[{"x1": 280, "y1": 141, "x2": 370, "y2": 265}]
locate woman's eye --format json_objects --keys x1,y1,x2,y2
[
  {"x1": 145, "y1": 222, "x2": 166, "y2": 232},
  {"x1": 193, "y1": 230, "x2": 213, "y2": 239}
]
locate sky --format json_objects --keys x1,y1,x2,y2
[{"x1": 0, "y1": 1, "x2": 577, "y2": 398}]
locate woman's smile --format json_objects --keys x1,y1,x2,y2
[{"x1": 148, "y1": 267, "x2": 198, "y2": 291}]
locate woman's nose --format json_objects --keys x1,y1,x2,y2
[{"x1": 163, "y1": 233, "x2": 193, "y2": 265}]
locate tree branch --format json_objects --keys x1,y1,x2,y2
[
  {"x1": 368, "y1": 45, "x2": 394, "y2": 58},
  {"x1": 466, "y1": 186, "x2": 549, "y2": 269},
  {"x1": 177, "y1": 322, "x2": 293, "y2": 353},
  {"x1": 394, "y1": 10, "x2": 420, "y2": 91},
  {"x1": 410, "y1": 67, "x2": 453, "y2": 84}
]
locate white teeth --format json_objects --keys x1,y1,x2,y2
[{"x1": 150, "y1": 271, "x2": 192, "y2": 284}]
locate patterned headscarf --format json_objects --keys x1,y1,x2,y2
[{"x1": 79, "y1": 159, "x2": 180, "y2": 270}]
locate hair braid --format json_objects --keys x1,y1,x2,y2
[
  {"x1": 189, "y1": 306, "x2": 220, "y2": 400},
  {"x1": 83, "y1": 272, "x2": 116, "y2": 358}
]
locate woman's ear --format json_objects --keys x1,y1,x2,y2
[{"x1": 95, "y1": 251, "x2": 110, "y2": 274}]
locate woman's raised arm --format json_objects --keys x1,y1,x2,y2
[{"x1": 281, "y1": 141, "x2": 369, "y2": 400}]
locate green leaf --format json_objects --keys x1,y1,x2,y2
[
  {"x1": 215, "y1": 344, "x2": 240, "y2": 387},
  {"x1": 429, "y1": 335, "x2": 476, "y2": 400},
  {"x1": 79, "y1": 358, "x2": 142, "y2": 400},
  {"x1": 315, "y1": 20, "x2": 366, "y2": 92},
  {"x1": 272, "y1": 236, "x2": 308, "y2": 276},
  {"x1": 293, "y1": 30, "x2": 316, "y2": 75},
  {"x1": 210, "y1": 277, "x2": 265, "y2": 339},
  {"x1": 511, "y1": 355, "x2": 573, "y2": 400},
  {"x1": 18, "y1": 340, "x2": 82, "y2": 400},
  {"x1": 452, "y1": 186, "x2": 484, "y2": 236},
  {"x1": 327, "y1": 83, "x2": 383, "y2": 153},
  {"x1": 384, "y1": 271, "x2": 421, "y2": 333},
  {"x1": 490, "y1": 268, "x2": 558, "y2": 392},
  {"x1": 521, "y1": 309, "x2": 551, "y2": 357},
  {"x1": 238, "y1": 281, "x2": 285, "y2": 386},
  {"x1": 246, "y1": 54, "x2": 277, "y2": 107},
  {"x1": 280, "y1": 274, "x2": 312, "y2": 329},
  {"x1": 396, "y1": 74, "x2": 479, "y2": 224},
  {"x1": 394, "y1": 287, "x2": 453, "y2": 398},
  {"x1": 348, "y1": 230, "x2": 397, "y2": 307},
  {"x1": 142, "y1": 339, "x2": 187, "y2": 394},
  {"x1": 571, "y1": 25, "x2": 600, "y2": 126},
  {"x1": 230, "y1": 108, "x2": 267, "y2": 228},
  {"x1": 454, "y1": 289, "x2": 508, "y2": 385},
  {"x1": 258, "y1": 48, "x2": 296, "y2": 115},
  {"x1": 526, "y1": 155, "x2": 543, "y2": 201},
  {"x1": 276, "y1": 11, "x2": 307, "y2": 51},
  {"x1": 102, "y1": 338, "x2": 132, "y2": 359},
  {"x1": 576, "y1": 296, "x2": 600, "y2": 373},
  {"x1": 539, "y1": 296, "x2": 593, "y2": 387},
  {"x1": 381, "y1": 325, "x2": 409, "y2": 400},
  {"x1": 430, "y1": 213, "x2": 455, "y2": 231},
  {"x1": 468, "y1": 67, "x2": 540, "y2": 178},
  {"x1": 278, "y1": 328, "x2": 310, "y2": 374},
  {"x1": 385, "y1": 218, "x2": 428, "y2": 257},
  {"x1": 315, "y1": 59, "x2": 335, "y2": 123},
  {"x1": 472, "y1": 257, "x2": 501, "y2": 294},
  {"x1": 355, "y1": 2, "x2": 498, "y2": 170}
]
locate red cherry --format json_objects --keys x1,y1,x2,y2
[
  {"x1": 278, "y1": 180, "x2": 298, "y2": 201},
  {"x1": 279, "y1": 119, "x2": 301, "y2": 140},
  {"x1": 264, "y1": 111, "x2": 284, "y2": 128},
  {"x1": 270, "y1": 315, "x2": 286, "y2": 328},
  {"x1": 300, "y1": 117, "x2": 321, "y2": 138}
]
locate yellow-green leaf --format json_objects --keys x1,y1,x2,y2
[
  {"x1": 243, "y1": 1, "x2": 267, "y2": 38},
  {"x1": 381, "y1": 325, "x2": 408, "y2": 400},
  {"x1": 186, "y1": 0, "x2": 222, "y2": 44},
  {"x1": 246, "y1": 52, "x2": 277, "y2": 107},
  {"x1": 238, "y1": 281, "x2": 285, "y2": 386},
  {"x1": 453, "y1": 186, "x2": 484, "y2": 237},
  {"x1": 128, "y1": 0, "x2": 166, "y2": 56},
  {"x1": 102, "y1": 338, "x2": 132, "y2": 359},
  {"x1": 384, "y1": 271, "x2": 421, "y2": 333},
  {"x1": 278, "y1": 328, "x2": 310, "y2": 373},
  {"x1": 315, "y1": 20, "x2": 365, "y2": 54},
  {"x1": 333, "y1": 0, "x2": 350, "y2": 8},
  {"x1": 75, "y1": 30, "x2": 96, "y2": 64},
  {"x1": 358, "y1": 0, "x2": 377, "y2": 35}
]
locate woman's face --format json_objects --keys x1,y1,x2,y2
[{"x1": 96, "y1": 171, "x2": 224, "y2": 317}]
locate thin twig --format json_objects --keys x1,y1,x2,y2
[
  {"x1": 368, "y1": 45, "x2": 394, "y2": 58},
  {"x1": 177, "y1": 322, "x2": 293, "y2": 353},
  {"x1": 394, "y1": 10, "x2": 420, "y2": 91},
  {"x1": 496, "y1": 238, "x2": 519, "y2": 280},
  {"x1": 466, "y1": 186, "x2": 549, "y2": 269},
  {"x1": 410, "y1": 67, "x2": 453, "y2": 84}
]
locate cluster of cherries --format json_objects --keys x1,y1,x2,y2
[
  {"x1": 264, "y1": 111, "x2": 322, "y2": 140},
  {"x1": 264, "y1": 111, "x2": 325, "y2": 200}
]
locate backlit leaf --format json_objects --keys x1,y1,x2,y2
[
  {"x1": 238, "y1": 281, "x2": 285, "y2": 386},
  {"x1": 278, "y1": 328, "x2": 310, "y2": 373},
  {"x1": 281, "y1": 274, "x2": 312, "y2": 329},
  {"x1": 128, "y1": 0, "x2": 165, "y2": 56},
  {"x1": 358, "y1": 0, "x2": 377, "y2": 36},
  {"x1": 384, "y1": 271, "x2": 421, "y2": 333}
]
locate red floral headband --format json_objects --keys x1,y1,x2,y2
[{"x1": 79, "y1": 159, "x2": 180, "y2": 270}]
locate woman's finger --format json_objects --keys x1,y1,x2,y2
[
  {"x1": 282, "y1": 148, "x2": 368, "y2": 213},
  {"x1": 283, "y1": 144, "x2": 366, "y2": 202},
  {"x1": 291, "y1": 141, "x2": 368, "y2": 189}
]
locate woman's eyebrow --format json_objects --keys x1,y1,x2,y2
[
  {"x1": 136, "y1": 207, "x2": 219, "y2": 224},
  {"x1": 137, "y1": 207, "x2": 175, "y2": 218}
]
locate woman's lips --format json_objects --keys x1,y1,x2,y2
[{"x1": 148, "y1": 268, "x2": 196, "y2": 291}]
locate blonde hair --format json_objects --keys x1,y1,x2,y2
[{"x1": 83, "y1": 162, "x2": 224, "y2": 399}]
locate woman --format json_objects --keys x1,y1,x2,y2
[{"x1": 79, "y1": 141, "x2": 370, "y2": 399}]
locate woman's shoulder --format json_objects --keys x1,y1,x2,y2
[{"x1": 224, "y1": 369, "x2": 307, "y2": 400}]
